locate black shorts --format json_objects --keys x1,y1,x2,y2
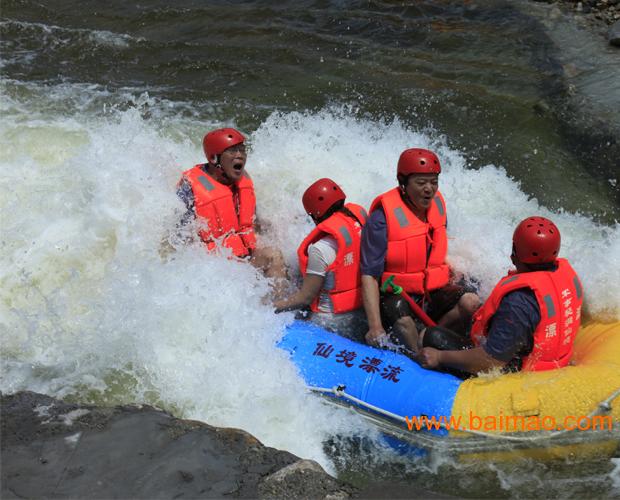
[
  {"x1": 422, "y1": 325, "x2": 472, "y2": 350},
  {"x1": 379, "y1": 281, "x2": 476, "y2": 331},
  {"x1": 421, "y1": 325, "x2": 473, "y2": 380}
]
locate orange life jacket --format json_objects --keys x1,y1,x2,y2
[
  {"x1": 180, "y1": 164, "x2": 257, "y2": 258},
  {"x1": 369, "y1": 188, "x2": 450, "y2": 295},
  {"x1": 297, "y1": 204, "x2": 368, "y2": 313},
  {"x1": 470, "y1": 258, "x2": 583, "y2": 372}
]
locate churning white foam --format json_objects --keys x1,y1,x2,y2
[
  {"x1": 0, "y1": 19, "x2": 140, "y2": 48},
  {"x1": 1, "y1": 83, "x2": 618, "y2": 471},
  {"x1": 250, "y1": 107, "x2": 620, "y2": 317}
]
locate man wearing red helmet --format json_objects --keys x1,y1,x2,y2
[
  {"x1": 417, "y1": 216, "x2": 584, "y2": 374},
  {"x1": 174, "y1": 127, "x2": 286, "y2": 281},
  {"x1": 361, "y1": 148, "x2": 480, "y2": 351},
  {"x1": 176, "y1": 128, "x2": 255, "y2": 257},
  {"x1": 274, "y1": 179, "x2": 368, "y2": 338}
]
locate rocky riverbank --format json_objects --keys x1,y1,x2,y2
[
  {"x1": 538, "y1": 0, "x2": 620, "y2": 43},
  {"x1": 515, "y1": 0, "x2": 620, "y2": 208},
  {"x1": 0, "y1": 391, "x2": 354, "y2": 499},
  {"x1": 556, "y1": 0, "x2": 620, "y2": 25}
]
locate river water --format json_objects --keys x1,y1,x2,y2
[{"x1": 1, "y1": 0, "x2": 619, "y2": 497}]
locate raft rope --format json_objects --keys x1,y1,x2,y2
[{"x1": 310, "y1": 385, "x2": 620, "y2": 442}]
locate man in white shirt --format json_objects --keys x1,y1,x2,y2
[{"x1": 274, "y1": 179, "x2": 368, "y2": 340}]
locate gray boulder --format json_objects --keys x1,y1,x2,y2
[
  {"x1": 609, "y1": 20, "x2": 620, "y2": 46},
  {"x1": 1, "y1": 391, "x2": 353, "y2": 499}
]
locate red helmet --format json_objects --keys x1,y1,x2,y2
[
  {"x1": 512, "y1": 216, "x2": 561, "y2": 264},
  {"x1": 397, "y1": 148, "x2": 441, "y2": 179},
  {"x1": 202, "y1": 128, "x2": 245, "y2": 163},
  {"x1": 302, "y1": 178, "x2": 346, "y2": 219}
]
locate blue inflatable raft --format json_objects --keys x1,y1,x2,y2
[
  {"x1": 278, "y1": 320, "x2": 620, "y2": 461},
  {"x1": 278, "y1": 320, "x2": 461, "y2": 438}
]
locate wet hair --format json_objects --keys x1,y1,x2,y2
[{"x1": 315, "y1": 200, "x2": 363, "y2": 226}]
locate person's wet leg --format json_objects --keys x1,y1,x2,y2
[
  {"x1": 392, "y1": 315, "x2": 419, "y2": 352},
  {"x1": 250, "y1": 245, "x2": 289, "y2": 300},
  {"x1": 437, "y1": 292, "x2": 480, "y2": 333}
]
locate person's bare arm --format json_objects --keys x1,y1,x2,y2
[
  {"x1": 274, "y1": 274, "x2": 324, "y2": 313},
  {"x1": 362, "y1": 275, "x2": 387, "y2": 345}
]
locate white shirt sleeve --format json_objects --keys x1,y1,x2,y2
[{"x1": 305, "y1": 236, "x2": 338, "y2": 277}]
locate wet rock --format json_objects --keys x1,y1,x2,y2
[
  {"x1": 1, "y1": 391, "x2": 352, "y2": 499},
  {"x1": 609, "y1": 20, "x2": 620, "y2": 44},
  {"x1": 533, "y1": 100, "x2": 552, "y2": 115},
  {"x1": 562, "y1": 62, "x2": 582, "y2": 77},
  {"x1": 354, "y1": 481, "x2": 457, "y2": 499},
  {"x1": 259, "y1": 459, "x2": 353, "y2": 499},
  {"x1": 551, "y1": 0, "x2": 620, "y2": 25}
]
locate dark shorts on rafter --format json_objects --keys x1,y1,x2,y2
[{"x1": 379, "y1": 280, "x2": 477, "y2": 331}]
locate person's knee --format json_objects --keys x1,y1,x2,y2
[
  {"x1": 459, "y1": 292, "x2": 481, "y2": 317},
  {"x1": 394, "y1": 315, "x2": 415, "y2": 332},
  {"x1": 253, "y1": 245, "x2": 273, "y2": 262},
  {"x1": 270, "y1": 248, "x2": 286, "y2": 267},
  {"x1": 380, "y1": 295, "x2": 412, "y2": 331},
  {"x1": 265, "y1": 246, "x2": 287, "y2": 266},
  {"x1": 392, "y1": 315, "x2": 418, "y2": 351},
  {"x1": 256, "y1": 246, "x2": 288, "y2": 281}
]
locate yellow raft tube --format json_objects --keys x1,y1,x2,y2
[
  {"x1": 450, "y1": 322, "x2": 620, "y2": 460},
  {"x1": 285, "y1": 320, "x2": 620, "y2": 461}
]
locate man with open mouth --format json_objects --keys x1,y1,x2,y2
[
  {"x1": 171, "y1": 127, "x2": 287, "y2": 288},
  {"x1": 360, "y1": 148, "x2": 481, "y2": 352}
]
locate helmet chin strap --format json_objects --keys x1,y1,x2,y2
[
  {"x1": 400, "y1": 184, "x2": 419, "y2": 210},
  {"x1": 213, "y1": 155, "x2": 233, "y2": 183},
  {"x1": 399, "y1": 174, "x2": 417, "y2": 209}
]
